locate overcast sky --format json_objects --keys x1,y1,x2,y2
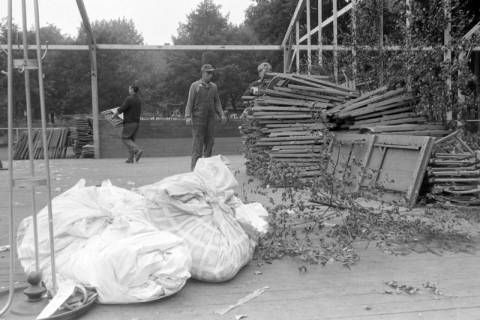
[{"x1": 3, "y1": 0, "x2": 253, "y2": 44}]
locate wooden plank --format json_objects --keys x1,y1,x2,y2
[
  {"x1": 253, "y1": 114, "x2": 313, "y2": 119},
  {"x1": 354, "y1": 105, "x2": 415, "y2": 120},
  {"x1": 265, "y1": 88, "x2": 332, "y2": 102},
  {"x1": 344, "y1": 98, "x2": 418, "y2": 118},
  {"x1": 290, "y1": 75, "x2": 358, "y2": 94},
  {"x1": 260, "y1": 136, "x2": 323, "y2": 142},
  {"x1": 257, "y1": 98, "x2": 315, "y2": 107},
  {"x1": 379, "y1": 130, "x2": 452, "y2": 137},
  {"x1": 353, "y1": 117, "x2": 427, "y2": 129},
  {"x1": 287, "y1": 84, "x2": 353, "y2": 98},
  {"x1": 433, "y1": 129, "x2": 460, "y2": 145},
  {"x1": 327, "y1": 86, "x2": 388, "y2": 114},
  {"x1": 352, "y1": 112, "x2": 417, "y2": 125},
  {"x1": 364, "y1": 123, "x2": 444, "y2": 132},
  {"x1": 429, "y1": 170, "x2": 480, "y2": 177},
  {"x1": 337, "y1": 88, "x2": 407, "y2": 115},
  {"x1": 253, "y1": 106, "x2": 312, "y2": 112},
  {"x1": 274, "y1": 87, "x2": 337, "y2": 103},
  {"x1": 256, "y1": 140, "x2": 320, "y2": 146},
  {"x1": 407, "y1": 136, "x2": 434, "y2": 207},
  {"x1": 265, "y1": 123, "x2": 326, "y2": 128},
  {"x1": 269, "y1": 131, "x2": 322, "y2": 137}
]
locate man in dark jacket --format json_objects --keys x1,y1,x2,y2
[
  {"x1": 185, "y1": 64, "x2": 227, "y2": 170},
  {"x1": 113, "y1": 85, "x2": 143, "y2": 163}
]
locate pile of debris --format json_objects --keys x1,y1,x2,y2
[
  {"x1": 327, "y1": 86, "x2": 449, "y2": 136},
  {"x1": 13, "y1": 128, "x2": 69, "y2": 160},
  {"x1": 240, "y1": 73, "x2": 358, "y2": 176},
  {"x1": 427, "y1": 130, "x2": 480, "y2": 205},
  {"x1": 70, "y1": 116, "x2": 93, "y2": 158},
  {"x1": 240, "y1": 73, "x2": 480, "y2": 207}
]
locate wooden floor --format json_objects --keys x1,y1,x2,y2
[{"x1": 1, "y1": 156, "x2": 480, "y2": 320}]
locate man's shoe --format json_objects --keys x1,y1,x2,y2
[
  {"x1": 126, "y1": 159, "x2": 134, "y2": 163},
  {"x1": 135, "y1": 150, "x2": 144, "y2": 163}
]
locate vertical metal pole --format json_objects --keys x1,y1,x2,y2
[
  {"x1": 76, "y1": 0, "x2": 100, "y2": 159},
  {"x1": 296, "y1": 21, "x2": 301, "y2": 74},
  {"x1": 317, "y1": 0, "x2": 322, "y2": 68},
  {"x1": 379, "y1": 0, "x2": 384, "y2": 86},
  {"x1": 306, "y1": 0, "x2": 312, "y2": 74},
  {"x1": 333, "y1": 0, "x2": 338, "y2": 83},
  {"x1": 90, "y1": 46, "x2": 100, "y2": 158},
  {"x1": 21, "y1": 0, "x2": 40, "y2": 273},
  {"x1": 33, "y1": 0, "x2": 57, "y2": 293},
  {"x1": 444, "y1": 0, "x2": 452, "y2": 114},
  {"x1": 283, "y1": 45, "x2": 288, "y2": 73},
  {"x1": 406, "y1": 0, "x2": 412, "y2": 91},
  {"x1": 351, "y1": 0, "x2": 357, "y2": 89},
  {"x1": 0, "y1": 0, "x2": 15, "y2": 315}
]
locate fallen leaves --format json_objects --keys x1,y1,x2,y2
[
  {"x1": 383, "y1": 281, "x2": 444, "y2": 296},
  {"x1": 384, "y1": 281, "x2": 419, "y2": 295}
]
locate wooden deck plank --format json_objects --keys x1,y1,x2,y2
[{"x1": 1, "y1": 157, "x2": 480, "y2": 320}]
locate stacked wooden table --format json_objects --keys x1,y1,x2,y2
[{"x1": 427, "y1": 131, "x2": 480, "y2": 205}]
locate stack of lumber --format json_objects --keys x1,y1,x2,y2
[
  {"x1": 13, "y1": 128, "x2": 69, "y2": 160},
  {"x1": 241, "y1": 73, "x2": 359, "y2": 177},
  {"x1": 101, "y1": 108, "x2": 123, "y2": 127},
  {"x1": 70, "y1": 116, "x2": 93, "y2": 158},
  {"x1": 81, "y1": 144, "x2": 95, "y2": 158},
  {"x1": 427, "y1": 131, "x2": 480, "y2": 206},
  {"x1": 328, "y1": 87, "x2": 450, "y2": 137}
]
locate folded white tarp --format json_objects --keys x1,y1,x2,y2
[
  {"x1": 137, "y1": 156, "x2": 268, "y2": 282},
  {"x1": 17, "y1": 180, "x2": 192, "y2": 304}
]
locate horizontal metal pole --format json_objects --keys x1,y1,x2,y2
[
  {"x1": 0, "y1": 44, "x2": 283, "y2": 51},
  {"x1": 292, "y1": 45, "x2": 480, "y2": 51},
  {"x1": 1, "y1": 44, "x2": 479, "y2": 52}
]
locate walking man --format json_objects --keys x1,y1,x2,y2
[
  {"x1": 185, "y1": 64, "x2": 227, "y2": 170},
  {"x1": 113, "y1": 85, "x2": 143, "y2": 163}
]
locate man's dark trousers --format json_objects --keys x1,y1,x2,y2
[
  {"x1": 191, "y1": 116, "x2": 215, "y2": 170},
  {"x1": 122, "y1": 122, "x2": 140, "y2": 160}
]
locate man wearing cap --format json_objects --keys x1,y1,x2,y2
[
  {"x1": 185, "y1": 64, "x2": 227, "y2": 170},
  {"x1": 113, "y1": 85, "x2": 143, "y2": 163}
]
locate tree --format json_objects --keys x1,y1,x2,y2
[
  {"x1": 165, "y1": 0, "x2": 271, "y2": 112},
  {"x1": 59, "y1": 18, "x2": 161, "y2": 115}
]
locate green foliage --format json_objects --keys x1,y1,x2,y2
[
  {"x1": 244, "y1": 139, "x2": 475, "y2": 267},
  {"x1": 165, "y1": 0, "x2": 274, "y2": 112},
  {"x1": 0, "y1": 18, "x2": 167, "y2": 122}
]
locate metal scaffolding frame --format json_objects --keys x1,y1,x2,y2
[
  {"x1": 280, "y1": 0, "x2": 480, "y2": 89},
  {"x1": 1, "y1": 1, "x2": 479, "y2": 315},
  {"x1": 1, "y1": 0, "x2": 57, "y2": 317}
]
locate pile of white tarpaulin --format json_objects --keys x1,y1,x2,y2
[{"x1": 17, "y1": 156, "x2": 268, "y2": 303}]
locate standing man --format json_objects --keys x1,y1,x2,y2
[
  {"x1": 113, "y1": 85, "x2": 143, "y2": 163},
  {"x1": 185, "y1": 64, "x2": 227, "y2": 170}
]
